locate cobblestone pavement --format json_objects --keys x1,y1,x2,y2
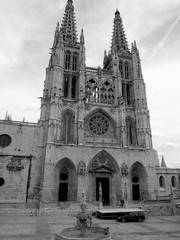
[{"x1": 0, "y1": 214, "x2": 180, "y2": 240}]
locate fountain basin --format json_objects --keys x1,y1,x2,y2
[{"x1": 54, "y1": 225, "x2": 110, "y2": 240}]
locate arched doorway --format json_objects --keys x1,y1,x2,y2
[
  {"x1": 54, "y1": 158, "x2": 77, "y2": 202},
  {"x1": 59, "y1": 166, "x2": 69, "y2": 201},
  {"x1": 130, "y1": 162, "x2": 148, "y2": 201},
  {"x1": 87, "y1": 150, "x2": 121, "y2": 206}
]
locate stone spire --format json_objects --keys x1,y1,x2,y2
[
  {"x1": 61, "y1": 0, "x2": 78, "y2": 45},
  {"x1": 111, "y1": 9, "x2": 130, "y2": 54},
  {"x1": 52, "y1": 22, "x2": 60, "y2": 50},
  {"x1": 161, "y1": 155, "x2": 167, "y2": 168},
  {"x1": 80, "y1": 28, "x2": 85, "y2": 45},
  {"x1": 131, "y1": 40, "x2": 143, "y2": 79}
]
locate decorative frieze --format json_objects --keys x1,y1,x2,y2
[{"x1": 63, "y1": 100, "x2": 75, "y2": 108}]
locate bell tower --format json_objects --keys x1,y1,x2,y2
[
  {"x1": 39, "y1": 0, "x2": 86, "y2": 148},
  {"x1": 103, "y1": 9, "x2": 152, "y2": 149},
  {"x1": 38, "y1": 0, "x2": 86, "y2": 201}
]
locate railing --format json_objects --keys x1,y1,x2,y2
[
  {"x1": 86, "y1": 67, "x2": 112, "y2": 76},
  {"x1": 127, "y1": 145, "x2": 146, "y2": 150},
  {"x1": 55, "y1": 140, "x2": 77, "y2": 145},
  {"x1": 0, "y1": 120, "x2": 38, "y2": 127},
  {"x1": 85, "y1": 141, "x2": 120, "y2": 148}
]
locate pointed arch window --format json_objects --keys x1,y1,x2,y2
[
  {"x1": 85, "y1": 85, "x2": 91, "y2": 103},
  {"x1": 171, "y1": 176, "x2": 176, "y2": 187},
  {"x1": 65, "y1": 51, "x2": 71, "y2": 70},
  {"x1": 71, "y1": 76, "x2": 77, "y2": 99},
  {"x1": 63, "y1": 75, "x2": 69, "y2": 98},
  {"x1": 159, "y1": 175, "x2": 165, "y2": 188},
  {"x1": 119, "y1": 60, "x2": 123, "y2": 78},
  {"x1": 85, "y1": 78, "x2": 115, "y2": 105},
  {"x1": 72, "y1": 52, "x2": 78, "y2": 71},
  {"x1": 126, "y1": 117, "x2": 136, "y2": 146},
  {"x1": 122, "y1": 82, "x2": 132, "y2": 105},
  {"x1": 61, "y1": 110, "x2": 75, "y2": 144},
  {"x1": 59, "y1": 166, "x2": 69, "y2": 181},
  {"x1": 125, "y1": 62, "x2": 129, "y2": 79},
  {"x1": 122, "y1": 82, "x2": 125, "y2": 101},
  {"x1": 126, "y1": 84, "x2": 131, "y2": 105}
]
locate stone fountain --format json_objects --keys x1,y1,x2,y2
[{"x1": 54, "y1": 190, "x2": 110, "y2": 240}]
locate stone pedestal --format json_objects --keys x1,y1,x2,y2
[{"x1": 54, "y1": 226, "x2": 110, "y2": 240}]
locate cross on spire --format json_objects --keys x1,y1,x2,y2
[{"x1": 61, "y1": 0, "x2": 78, "y2": 45}]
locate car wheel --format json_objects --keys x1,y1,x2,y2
[
  {"x1": 122, "y1": 218, "x2": 125, "y2": 222},
  {"x1": 138, "y1": 218, "x2": 142, "y2": 222}
]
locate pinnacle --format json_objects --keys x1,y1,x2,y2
[
  {"x1": 115, "y1": 9, "x2": 120, "y2": 15},
  {"x1": 80, "y1": 28, "x2": 85, "y2": 45},
  {"x1": 161, "y1": 155, "x2": 167, "y2": 168}
]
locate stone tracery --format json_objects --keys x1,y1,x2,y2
[
  {"x1": 90, "y1": 154, "x2": 115, "y2": 173},
  {"x1": 88, "y1": 113, "x2": 110, "y2": 136},
  {"x1": 85, "y1": 78, "x2": 115, "y2": 105}
]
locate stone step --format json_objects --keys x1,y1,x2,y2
[{"x1": 0, "y1": 201, "x2": 179, "y2": 216}]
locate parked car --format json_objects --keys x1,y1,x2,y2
[{"x1": 117, "y1": 211, "x2": 145, "y2": 222}]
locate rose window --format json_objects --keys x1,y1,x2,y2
[{"x1": 88, "y1": 113, "x2": 110, "y2": 136}]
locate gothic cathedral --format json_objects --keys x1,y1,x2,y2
[
  {"x1": 0, "y1": 0, "x2": 179, "y2": 204},
  {"x1": 39, "y1": 0, "x2": 157, "y2": 204}
]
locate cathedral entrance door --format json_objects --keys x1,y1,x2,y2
[
  {"x1": 59, "y1": 182, "x2": 68, "y2": 201},
  {"x1": 96, "y1": 177, "x2": 109, "y2": 205},
  {"x1": 132, "y1": 184, "x2": 140, "y2": 200}
]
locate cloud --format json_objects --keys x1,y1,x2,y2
[
  {"x1": 166, "y1": 141, "x2": 178, "y2": 149},
  {"x1": 0, "y1": 0, "x2": 180, "y2": 168},
  {"x1": 152, "y1": 131, "x2": 163, "y2": 139}
]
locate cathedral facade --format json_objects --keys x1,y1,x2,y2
[{"x1": 0, "y1": 0, "x2": 179, "y2": 205}]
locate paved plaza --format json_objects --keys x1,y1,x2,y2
[{"x1": 0, "y1": 214, "x2": 180, "y2": 240}]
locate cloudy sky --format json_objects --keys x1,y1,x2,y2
[{"x1": 0, "y1": 0, "x2": 180, "y2": 168}]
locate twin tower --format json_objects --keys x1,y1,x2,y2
[{"x1": 37, "y1": 0, "x2": 158, "y2": 204}]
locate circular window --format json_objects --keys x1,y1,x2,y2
[
  {"x1": 88, "y1": 113, "x2": 110, "y2": 136},
  {"x1": 0, "y1": 178, "x2": 5, "y2": 186},
  {"x1": 0, "y1": 134, "x2": 11, "y2": 147},
  {"x1": 60, "y1": 173, "x2": 68, "y2": 181},
  {"x1": 132, "y1": 176, "x2": 139, "y2": 183}
]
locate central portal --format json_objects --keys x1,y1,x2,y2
[
  {"x1": 59, "y1": 182, "x2": 68, "y2": 201},
  {"x1": 96, "y1": 177, "x2": 109, "y2": 205},
  {"x1": 132, "y1": 184, "x2": 140, "y2": 200}
]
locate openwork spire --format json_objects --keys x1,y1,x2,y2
[
  {"x1": 111, "y1": 9, "x2": 130, "y2": 54},
  {"x1": 61, "y1": 0, "x2": 78, "y2": 45}
]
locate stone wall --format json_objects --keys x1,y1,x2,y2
[
  {"x1": 0, "y1": 120, "x2": 39, "y2": 202},
  {"x1": 0, "y1": 156, "x2": 30, "y2": 202},
  {"x1": 0, "y1": 120, "x2": 38, "y2": 156},
  {"x1": 143, "y1": 202, "x2": 180, "y2": 216},
  {"x1": 156, "y1": 167, "x2": 180, "y2": 198}
]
